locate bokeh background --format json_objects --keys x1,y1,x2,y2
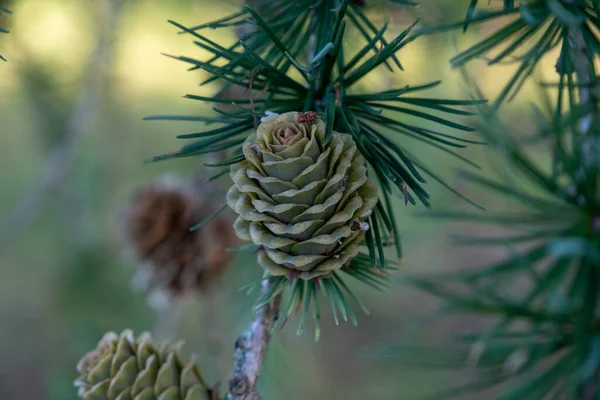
[{"x1": 0, "y1": 1, "x2": 561, "y2": 399}]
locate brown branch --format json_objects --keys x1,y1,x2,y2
[
  {"x1": 227, "y1": 278, "x2": 281, "y2": 400},
  {"x1": 568, "y1": 26, "x2": 597, "y2": 166},
  {"x1": 569, "y1": 30, "x2": 595, "y2": 106}
]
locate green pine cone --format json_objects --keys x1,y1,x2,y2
[
  {"x1": 75, "y1": 330, "x2": 215, "y2": 400},
  {"x1": 227, "y1": 111, "x2": 378, "y2": 280}
]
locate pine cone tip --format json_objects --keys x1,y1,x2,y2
[{"x1": 75, "y1": 330, "x2": 215, "y2": 400}]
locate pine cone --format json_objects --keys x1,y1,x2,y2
[
  {"x1": 227, "y1": 112, "x2": 378, "y2": 280},
  {"x1": 124, "y1": 176, "x2": 235, "y2": 300},
  {"x1": 75, "y1": 330, "x2": 217, "y2": 400}
]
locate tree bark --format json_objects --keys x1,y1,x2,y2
[{"x1": 226, "y1": 279, "x2": 281, "y2": 400}]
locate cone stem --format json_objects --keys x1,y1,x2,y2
[{"x1": 227, "y1": 278, "x2": 281, "y2": 400}]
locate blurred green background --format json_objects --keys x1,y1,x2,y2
[{"x1": 0, "y1": 1, "x2": 561, "y2": 399}]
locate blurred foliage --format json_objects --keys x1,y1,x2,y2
[{"x1": 380, "y1": 1, "x2": 600, "y2": 399}]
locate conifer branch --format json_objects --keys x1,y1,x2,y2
[
  {"x1": 227, "y1": 278, "x2": 281, "y2": 400},
  {"x1": 568, "y1": 22, "x2": 599, "y2": 400},
  {"x1": 147, "y1": 0, "x2": 479, "y2": 338}
]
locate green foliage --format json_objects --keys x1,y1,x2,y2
[
  {"x1": 418, "y1": 0, "x2": 600, "y2": 108},
  {"x1": 385, "y1": 100, "x2": 600, "y2": 398},
  {"x1": 379, "y1": 1, "x2": 600, "y2": 398},
  {"x1": 147, "y1": 0, "x2": 484, "y2": 334}
]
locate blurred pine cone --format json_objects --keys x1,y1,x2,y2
[
  {"x1": 75, "y1": 330, "x2": 218, "y2": 400},
  {"x1": 123, "y1": 175, "x2": 235, "y2": 302}
]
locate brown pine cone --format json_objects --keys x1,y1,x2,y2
[{"x1": 123, "y1": 175, "x2": 236, "y2": 302}]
